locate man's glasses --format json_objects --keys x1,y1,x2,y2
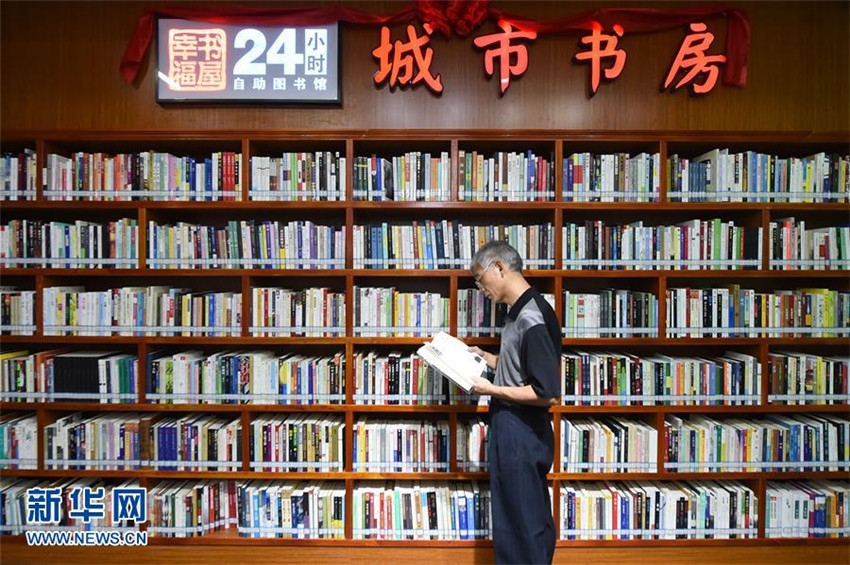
[{"x1": 473, "y1": 263, "x2": 494, "y2": 288}]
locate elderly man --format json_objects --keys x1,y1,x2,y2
[{"x1": 466, "y1": 240, "x2": 560, "y2": 565}]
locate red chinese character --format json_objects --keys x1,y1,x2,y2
[
  {"x1": 473, "y1": 23, "x2": 537, "y2": 94},
  {"x1": 664, "y1": 22, "x2": 727, "y2": 94},
  {"x1": 197, "y1": 61, "x2": 224, "y2": 87},
  {"x1": 197, "y1": 32, "x2": 225, "y2": 61},
  {"x1": 372, "y1": 24, "x2": 443, "y2": 93},
  {"x1": 170, "y1": 32, "x2": 199, "y2": 60},
  {"x1": 175, "y1": 60, "x2": 198, "y2": 87},
  {"x1": 574, "y1": 23, "x2": 626, "y2": 95},
  {"x1": 168, "y1": 29, "x2": 227, "y2": 91}
]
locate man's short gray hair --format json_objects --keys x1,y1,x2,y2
[{"x1": 471, "y1": 240, "x2": 523, "y2": 272}]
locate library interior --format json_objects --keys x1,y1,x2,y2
[{"x1": 0, "y1": 1, "x2": 847, "y2": 564}]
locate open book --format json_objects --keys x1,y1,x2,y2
[{"x1": 416, "y1": 332, "x2": 487, "y2": 393}]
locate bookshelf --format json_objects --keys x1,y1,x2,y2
[{"x1": 0, "y1": 129, "x2": 848, "y2": 550}]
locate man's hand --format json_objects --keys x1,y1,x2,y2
[
  {"x1": 467, "y1": 346, "x2": 498, "y2": 370},
  {"x1": 468, "y1": 375, "x2": 495, "y2": 396}
]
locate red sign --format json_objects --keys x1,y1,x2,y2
[
  {"x1": 372, "y1": 24, "x2": 443, "y2": 93},
  {"x1": 370, "y1": 20, "x2": 731, "y2": 97},
  {"x1": 167, "y1": 28, "x2": 227, "y2": 91},
  {"x1": 472, "y1": 23, "x2": 537, "y2": 94},
  {"x1": 573, "y1": 23, "x2": 626, "y2": 96},
  {"x1": 663, "y1": 22, "x2": 727, "y2": 95}
]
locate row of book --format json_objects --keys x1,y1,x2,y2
[
  {"x1": 562, "y1": 289, "x2": 659, "y2": 337},
  {"x1": 666, "y1": 287, "x2": 850, "y2": 338},
  {"x1": 561, "y1": 350, "x2": 762, "y2": 406},
  {"x1": 0, "y1": 150, "x2": 37, "y2": 200},
  {"x1": 4, "y1": 148, "x2": 845, "y2": 203},
  {"x1": 23, "y1": 412, "x2": 469, "y2": 472},
  {"x1": 665, "y1": 414, "x2": 849, "y2": 472},
  {"x1": 0, "y1": 414, "x2": 37, "y2": 468},
  {"x1": 352, "y1": 152, "x2": 451, "y2": 201},
  {"x1": 250, "y1": 152, "x2": 346, "y2": 201},
  {"x1": 353, "y1": 481, "x2": 491, "y2": 539},
  {"x1": 352, "y1": 351, "x2": 475, "y2": 405},
  {"x1": 352, "y1": 222, "x2": 554, "y2": 269},
  {"x1": 38, "y1": 413, "x2": 301, "y2": 471},
  {"x1": 149, "y1": 415, "x2": 242, "y2": 471},
  {"x1": 561, "y1": 418, "x2": 658, "y2": 473},
  {"x1": 251, "y1": 415, "x2": 344, "y2": 471},
  {"x1": 668, "y1": 151, "x2": 850, "y2": 202},
  {"x1": 236, "y1": 480, "x2": 345, "y2": 538},
  {"x1": 353, "y1": 287, "x2": 449, "y2": 337},
  {"x1": 457, "y1": 289, "x2": 508, "y2": 337},
  {"x1": 768, "y1": 352, "x2": 850, "y2": 405},
  {"x1": 0, "y1": 350, "x2": 137, "y2": 404},
  {"x1": 563, "y1": 152, "x2": 661, "y2": 202},
  {"x1": 561, "y1": 220, "x2": 763, "y2": 270},
  {"x1": 456, "y1": 290, "x2": 555, "y2": 336},
  {"x1": 7, "y1": 286, "x2": 850, "y2": 339},
  {"x1": 250, "y1": 287, "x2": 346, "y2": 337},
  {"x1": 457, "y1": 419, "x2": 488, "y2": 471},
  {"x1": 352, "y1": 419, "x2": 450, "y2": 472},
  {"x1": 20, "y1": 410, "x2": 850, "y2": 473},
  {"x1": 0, "y1": 289, "x2": 35, "y2": 335},
  {"x1": 43, "y1": 412, "x2": 156, "y2": 470},
  {"x1": 3, "y1": 349, "x2": 845, "y2": 407},
  {"x1": 560, "y1": 480, "x2": 758, "y2": 539},
  {"x1": 155, "y1": 479, "x2": 346, "y2": 538},
  {"x1": 0, "y1": 219, "x2": 138, "y2": 268},
  {"x1": 0, "y1": 349, "x2": 850, "y2": 406},
  {"x1": 2, "y1": 218, "x2": 847, "y2": 272},
  {"x1": 42, "y1": 287, "x2": 243, "y2": 337},
  {"x1": 149, "y1": 351, "x2": 346, "y2": 405},
  {"x1": 457, "y1": 150, "x2": 555, "y2": 201},
  {"x1": 768, "y1": 218, "x2": 850, "y2": 270},
  {"x1": 1, "y1": 478, "x2": 844, "y2": 539},
  {"x1": 45, "y1": 152, "x2": 242, "y2": 201},
  {"x1": 765, "y1": 481, "x2": 849, "y2": 538},
  {"x1": 147, "y1": 221, "x2": 346, "y2": 269}
]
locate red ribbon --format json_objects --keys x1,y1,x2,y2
[{"x1": 121, "y1": 2, "x2": 749, "y2": 87}]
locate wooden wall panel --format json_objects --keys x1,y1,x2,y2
[{"x1": 1, "y1": 1, "x2": 847, "y2": 133}]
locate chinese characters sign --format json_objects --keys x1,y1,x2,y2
[
  {"x1": 157, "y1": 19, "x2": 339, "y2": 103},
  {"x1": 372, "y1": 21, "x2": 728, "y2": 97}
]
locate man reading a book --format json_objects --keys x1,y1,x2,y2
[{"x1": 466, "y1": 241, "x2": 560, "y2": 565}]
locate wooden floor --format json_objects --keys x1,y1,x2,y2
[{"x1": 1, "y1": 544, "x2": 848, "y2": 565}]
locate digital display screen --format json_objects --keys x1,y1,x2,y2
[{"x1": 156, "y1": 19, "x2": 340, "y2": 104}]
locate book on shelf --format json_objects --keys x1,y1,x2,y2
[
  {"x1": 352, "y1": 418, "x2": 450, "y2": 472},
  {"x1": 765, "y1": 480, "x2": 849, "y2": 538},
  {"x1": 353, "y1": 152, "x2": 450, "y2": 201},
  {"x1": 668, "y1": 150, "x2": 850, "y2": 202},
  {"x1": 250, "y1": 151, "x2": 346, "y2": 202},
  {"x1": 665, "y1": 414, "x2": 850, "y2": 473},
  {"x1": 251, "y1": 414, "x2": 344, "y2": 471},
  {"x1": 768, "y1": 351, "x2": 849, "y2": 405},
  {"x1": 44, "y1": 151, "x2": 242, "y2": 201},
  {"x1": 563, "y1": 152, "x2": 661, "y2": 202},
  {"x1": 416, "y1": 332, "x2": 487, "y2": 394},
  {"x1": 560, "y1": 480, "x2": 758, "y2": 540},
  {"x1": 0, "y1": 413, "x2": 37, "y2": 469},
  {"x1": 561, "y1": 417, "x2": 658, "y2": 473},
  {"x1": 458, "y1": 149, "x2": 555, "y2": 202},
  {"x1": 353, "y1": 480, "x2": 491, "y2": 540},
  {"x1": 560, "y1": 350, "x2": 762, "y2": 406},
  {"x1": 458, "y1": 418, "x2": 489, "y2": 471},
  {"x1": 0, "y1": 149, "x2": 37, "y2": 201}
]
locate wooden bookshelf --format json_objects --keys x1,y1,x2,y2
[{"x1": 0, "y1": 129, "x2": 848, "y2": 551}]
